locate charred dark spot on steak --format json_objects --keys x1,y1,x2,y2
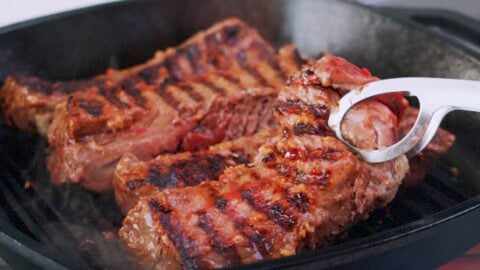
[
  {"x1": 293, "y1": 122, "x2": 331, "y2": 136},
  {"x1": 146, "y1": 167, "x2": 179, "y2": 189},
  {"x1": 138, "y1": 64, "x2": 161, "y2": 84},
  {"x1": 12, "y1": 75, "x2": 53, "y2": 94},
  {"x1": 251, "y1": 40, "x2": 282, "y2": 75},
  {"x1": 126, "y1": 178, "x2": 149, "y2": 190},
  {"x1": 197, "y1": 211, "x2": 242, "y2": 265},
  {"x1": 13, "y1": 75, "x2": 97, "y2": 95},
  {"x1": 154, "y1": 80, "x2": 181, "y2": 110},
  {"x1": 183, "y1": 44, "x2": 202, "y2": 74},
  {"x1": 163, "y1": 57, "x2": 183, "y2": 81},
  {"x1": 148, "y1": 199, "x2": 164, "y2": 213},
  {"x1": 198, "y1": 80, "x2": 225, "y2": 95},
  {"x1": 123, "y1": 87, "x2": 147, "y2": 108},
  {"x1": 305, "y1": 68, "x2": 315, "y2": 76},
  {"x1": 215, "y1": 197, "x2": 228, "y2": 211},
  {"x1": 234, "y1": 219, "x2": 271, "y2": 258},
  {"x1": 267, "y1": 203, "x2": 296, "y2": 228},
  {"x1": 222, "y1": 25, "x2": 241, "y2": 45},
  {"x1": 220, "y1": 73, "x2": 241, "y2": 85},
  {"x1": 240, "y1": 188, "x2": 297, "y2": 230},
  {"x1": 310, "y1": 104, "x2": 329, "y2": 119},
  {"x1": 287, "y1": 193, "x2": 309, "y2": 213},
  {"x1": 236, "y1": 50, "x2": 272, "y2": 87},
  {"x1": 127, "y1": 152, "x2": 251, "y2": 190},
  {"x1": 276, "y1": 100, "x2": 329, "y2": 120},
  {"x1": 261, "y1": 152, "x2": 274, "y2": 163},
  {"x1": 57, "y1": 79, "x2": 98, "y2": 94},
  {"x1": 148, "y1": 201, "x2": 199, "y2": 270},
  {"x1": 76, "y1": 98, "x2": 103, "y2": 117},
  {"x1": 98, "y1": 84, "x2": 129, "y2": 109},
  {"x1": 178, "y1": 84, "x2": 203, "y2": 102},
  {"x1": 231, "y1": 149, "x2": 251, "y2": 164},
  {"x1": 120, "y1": 76, "x2": 142, "y2": 90},
  {"x1": 204, "y1": 33, "x2": 220, "y2": 55}
]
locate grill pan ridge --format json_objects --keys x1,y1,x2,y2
[{"x1": 1, "y1": 1, "x2": 480, "y2": 269}]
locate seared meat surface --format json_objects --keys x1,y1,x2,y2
[
  {"x1": 42, "y1": 19, "x2": 306, "y2": 192},
  {"x1": 0, "y1": 41, "x2": 170, "y2": 135},
  {"x1": 119, "y1": 55, "x2": 409, "y2": 269},
  {"x1": 114, "y1": 128, "x2": 277, "y2": 212}
]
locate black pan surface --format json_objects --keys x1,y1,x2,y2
[{"x1": 0, "y1": 1, "x2": 480, "y2": 269}]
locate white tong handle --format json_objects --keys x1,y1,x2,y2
[{"x1": 328, "y1": 77, "x2": 480, "y2": 163}]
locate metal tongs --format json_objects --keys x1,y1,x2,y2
[{"x1": 328, "y1": 77, "x2": 480, "y2": 163}]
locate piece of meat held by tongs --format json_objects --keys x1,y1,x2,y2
[{"x1": 329, "y1": 77, "x2": 480, "y2": 163}]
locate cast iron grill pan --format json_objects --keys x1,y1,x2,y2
[{"x1": 0, "y1": 1, "x2": 480, "y2": 269}]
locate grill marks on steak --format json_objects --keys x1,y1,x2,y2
[
  {"x1": 0, "y1": 19, "x2": 307, "y2": 136},
  {"x1": 113, "y1": 128, "x2": 276, "y2": 212},
  {"x1": 42, "y1": 19, "x2": 306, "y2": 192},
  {"x1": 119, "y1": 55, "x2": 409, "y2": 269}
]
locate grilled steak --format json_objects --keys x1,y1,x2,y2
[
  {"x1": 114, "y1": 128, "x2": 277, "y2": 212},
  {"x1": 119, "y1": 55, "x2": 409, "y2": 269},
  {"x1": 398, "y1": 107, "x2": 455, "y2": 185},
  {"x1": 0, "y1": 43, "x2": 167, "y2": 135},
  {"x1": 42, "y1": 19, "x2": 307, "y2": 192}
]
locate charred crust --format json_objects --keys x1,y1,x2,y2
[
  {"x1": 12, "y1": 75, "x2": 95, "y2": 95},
  {"x1": 276, "y1": 99, "x2": 329, "y2": 120},
  {"x1": 220, "y1": 73, "x2": 241, "y2": 85},
  {"x1": 138, "y1": 64, "x2": 161, "y2": 84},
  {"x1": 120, "y1": 76, "x2": 141, "y2": 90},
  {"x1": 148, "y1": 199, "x2": 165, "y2": 213},
  {"x1": 215, "y1": 197, "x2": 228, "y2": 211},
  {"x1": 235, "y1": 220, "x2": 271, "y2": 257},
  {"x1": 197, "y1": 211, "x2": 242, "y2": 265},
  {"x1": 123, "y1": 87, "x2": 147, "y2": 108},
  {"x1": 250, "y1": 40, "x2": 282, "y2": 76},
  {"x1": 261, "y1": 152, "x2": 274, "y2": 163},
  {"x1": 126, "y1": 152, "x2": 251, "y2": 191},
  {"x1": 148, "y1": 201, "x2": 199, "y2": 270},
  {"x1": 287, "y1": 193, "x2": 309, "y2": 213},
  {"x1": 126, "y1": 178, "x2": 149, "y2": 190},
  {"x1": 236, "y1": 50, "x2": 271, "y2": 87},
  {"x1": 236, "y1": 50, "x2": 272, "y2": 87},
  {"x1": 231, "y1": 149, "x2": 251, "y2": 164},
  {"x1": 98, "y1": 84, "x2": 129, "y2": 109},
  {"x1": 178, "y1": 84, "x2": 203, "y2": 102},
  {"x1": 154, "y1": 81, "x2": 181, "y2": 109},
  {"x1": 292, "y1": 122, "x2": 331, "y2": 136},
  {"x1": 199, "y1": 80, "x2": 226, "y2": 95},
  {"x1": 163, "y1": 57, "x2": 182, "y2": 81},
  {"x1": 222, "y1": 25, "x2": 241, "y2": 45},
  {"x1": 75, "y1": 98, "x2": 103, "y2": 117},
  {"x1": 304, "y1": 68, "x2": 315, "y2": 76},
  {"x1": 184, "y1": 44, "x2": 202, "y2": 74},
  {"x1": 240, "y1": 188, "x2": 297, "y2": 230}
]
